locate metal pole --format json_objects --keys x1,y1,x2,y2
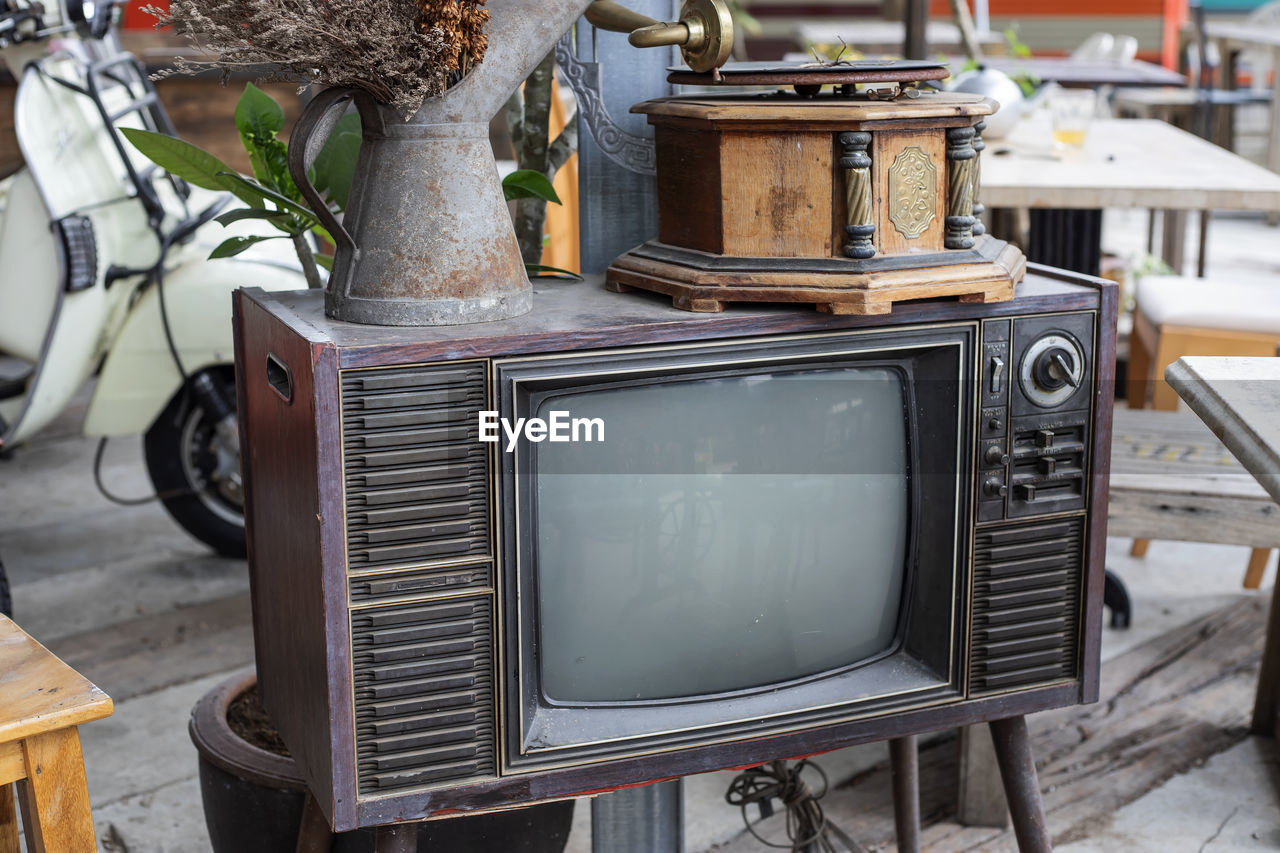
[
  {"x1": 903, "y1": 0, "x2": 928, "y2": 59},
  {"x1": 591, "y1": 780, "x2": 684, "y2": 853}
]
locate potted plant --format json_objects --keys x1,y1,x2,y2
[{"x1": 139, "y1": 0, "x2": 595, "y2": 325}]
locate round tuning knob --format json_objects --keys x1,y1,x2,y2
[
  {"x1": 1032, "y1": 346, "x2": 1082, "y2": 392},
  {"x1": 1019, "y1": 333, "x2": 1086, "y2": 408}
]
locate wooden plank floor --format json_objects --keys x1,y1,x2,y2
[
  {"x1": 709, "y1": 595, "x2": 1270, "y2": 852},
  {"x1": 0, "y1": 388, "x2": 253, "y2": 851}
]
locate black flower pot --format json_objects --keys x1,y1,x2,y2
[{"x1": 190, "y1": 669, "x2": 574, "y2": 853}]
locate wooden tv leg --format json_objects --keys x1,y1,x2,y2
[
  {"x1": 889, "y1": 735, "x2": 920, "y2": 853},
  {"x1": 988, "y1": 716, "x2": 1051, "y2": 853},
  {"x1": 374, "y1": 823, "x2": 417, "y2": 853}
]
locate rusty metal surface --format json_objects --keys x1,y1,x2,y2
[{"x1": 290, "y1": 0, "x2": 595, "y2": 327}]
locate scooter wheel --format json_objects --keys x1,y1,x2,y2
[{"x1": 144, "y1": 367, "x2": 247, "y2": 559}]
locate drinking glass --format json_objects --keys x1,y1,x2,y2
[{"x1": 1051, "y1": 89, "x2": 1097, "y2": 149}]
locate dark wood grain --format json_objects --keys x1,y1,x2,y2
[
  {"x1": 234, "y1": 291, "x2": 350, "y2": 829},
  {"x1": 240, "y1": 271, "x2": 1101, "y2": 372},
  {"x1": 655, "y1": 126, "x2": 723, "y2": 254},
  {"x1": 236, "y1": 267, "x2": 1117, "y2": 832},
  {"x1": 1080, "y1": 271, "x2": 1118, "y2": 705}
]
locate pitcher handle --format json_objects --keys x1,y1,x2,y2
[{"x1": 287, "y1": 87, "x2": 383, "y2": 289}]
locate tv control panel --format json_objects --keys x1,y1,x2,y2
[{"x1": 976, "y1": 312, "x2": 1095, "y2": 524}]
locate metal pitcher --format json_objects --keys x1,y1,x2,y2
[{"x1": 289, "y1": 0, "x2": 596, "y2": 326}]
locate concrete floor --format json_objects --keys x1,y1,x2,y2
[{"x1": 3, "y1": 115, "x2": 1280, "y2": 852}]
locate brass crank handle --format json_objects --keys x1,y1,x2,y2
[{"x1": 584, "y1": 0, "x2": 733, "y2": 74}]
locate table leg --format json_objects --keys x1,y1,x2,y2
[
  {"x1": 1251, "y1": 581, "x2": 1280, "y2": 734},
  {"x1": 1026, "y1": 209, "x2": 1102, "y2": 276},
  {"x1": 1161, "y1": 209, "x2": 1188, "y2": 274},
  {"x1": 889, "y1": 735, "x2": 920, "y2": 853},
  {"x1": 16, "y1": 727, "x2": 95, "y2": 853},
  {"x1": 988, "y1": 716, "x2": 1051, "y2": 853},
  {"x1": 0, "y1": 784, "x2": 18, "y2": 853}
]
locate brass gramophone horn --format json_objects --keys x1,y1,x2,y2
[{"x1": 585, "y1": 0, "x2": 734, "y2": 73}]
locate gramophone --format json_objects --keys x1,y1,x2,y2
[{"x1": 587, "y1": 0, "x2": 1025, "y2": 315}]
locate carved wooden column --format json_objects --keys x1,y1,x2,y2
[
  {"x1": 945, "y1": 125, "x2": 977, "y2": 250},
  {"x1": 840, "y1": 131, "x2": 876, "y2": 259},
  {"x1": 971, "y1": 120, "x2": 986, "y2": 237}
]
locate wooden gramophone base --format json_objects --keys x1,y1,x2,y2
[{"x1": 606, "y1": 238, "x2": 1027, "y2": 315}]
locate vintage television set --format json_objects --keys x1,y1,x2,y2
[{"x1": 233, "y1": 267, "x2": 1115, "y2": 833}]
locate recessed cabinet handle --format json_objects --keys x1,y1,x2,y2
[{"x1": 266, "y1": 353, "x2": 293, "y2": 404}]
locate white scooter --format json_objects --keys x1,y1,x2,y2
[{"x1": 0, "y1": 0, "x2": 308, "y2": 558}]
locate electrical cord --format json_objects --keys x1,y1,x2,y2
[
  {"x1": 725, "y1": 760, "x2": 867, "y2": 853},
  {"x1": 91, "y1": 197, "x2": 228, "y2": 507}
]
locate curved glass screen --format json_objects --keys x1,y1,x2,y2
[{"x1": 533, "y1": 367, "x2": 910, "y2": 702}]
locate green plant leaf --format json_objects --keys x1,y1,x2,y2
[
  {"x1": 214, "y1": 208, "x2": 293, "y2": 227},
  {"x1": 234, "y1": 85, "x2": 300, "y2": 200},
  {"x1": 215, "y1": 171, "x2": 317, "y2": 222},
  {"x1": 249, "y1": 138, "x2": 294, "y2": 199},
  {"x1": 235, "y1": 83, "x2": 285, "y2": 142},
  {"x1": 312, "y1": 114, "x2": 361, "y2": 211},
  {"x1": 313, "y1": 254, "x2": 334, "y2": 270},
  {"x1": 502, "y1": 169, "x2": 561, "y2": 204},
  {"x1": 121, "y1": 128, "x2": 242, "y2": 193},
  {"x1": 525, "y1": 263, "x2": 582, "y2": 280},
  {"x1": 309, "y1": 223, "x2": 335, "y2": 246},
  {"x1": 208, "y1": 234, "x2": 284, "y2": 259}
]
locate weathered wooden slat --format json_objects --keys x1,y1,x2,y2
[
  {"x1": 42, "y1": 592, "x2": 254, "y2": 704},
  {"x1": 1108, "y1": 408, "x2": 1280, "y2": 548},
  {"x1": 1108, "y1": 473, "x2": 1280, "y2": 546}
]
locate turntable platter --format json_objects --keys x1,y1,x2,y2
[{"x1": 668, "y1": 58, "x2": 951, "y2": 87}]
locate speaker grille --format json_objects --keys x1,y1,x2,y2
[
  {"x1": 352, "y1": 597, "x2": 495, "y2": 794},
  {"x1": 341, "y1": 364, "x2": 490, "y2": 571},
  {"x1": 969, "y1": 517, "x2": 1084, "y2": 694}
]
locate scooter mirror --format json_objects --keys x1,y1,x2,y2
[
  {"x1": 0, "y1": 0, "x2": 47, "y2": 44},
  {"x1": 65, "y1": 0, "x2": 114, "y2": 39}
]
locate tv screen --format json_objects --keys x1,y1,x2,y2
[{"x1": 533, "y1": 367, "x2": 911, "y2": 703}]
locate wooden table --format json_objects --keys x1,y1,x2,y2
[
  {"x1": 1204, "y1": 23, "x2": 1280, "y2": 183},
  {"x1": 1166, "y1": 356, "x2": 1280, "y2": 734},
  {"x1": 0, "y1": 614, "x2": 114, "y2": 851},
  {"x1": 980, "y1": 118, "x2": 1280, "y2": 274},
  {"x1": 953, "y1": 56, "x2": 1187, "y2": 89}
]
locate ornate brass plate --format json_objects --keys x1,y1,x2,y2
[{"x1": 888, "y1": 146, "x2": 937, "y2": 240}]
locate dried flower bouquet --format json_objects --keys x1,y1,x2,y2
[{"x1": 146, "y1": 0, "x2": 491, "y2": 117}]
